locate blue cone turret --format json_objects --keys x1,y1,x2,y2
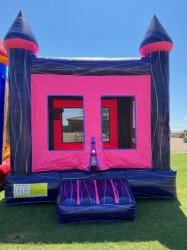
[
  {"x1": 4, "y1": 11, "x2": 39, "y2": 173},
  {"x1": 139, "y1": 15, "x2": 173, "y2": 56},
  {"x1": 5, "y1": 10, "x2": 38, "y2": 45},
  {"x1": 140, "y1": 16, "x2": 173, "y2": 170},
  {"x1": 4, "y1": 11, "x2": 39, "y2": 54}
]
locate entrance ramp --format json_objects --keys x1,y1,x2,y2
[{"x1": 57, "y1": 179, "x2": 136, "y2": 223}]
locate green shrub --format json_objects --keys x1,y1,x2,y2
[{"x1": 183, "y1": 136, "x2": 187, "y2": 143}]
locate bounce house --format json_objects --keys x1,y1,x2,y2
[
  {"x1": 0, "y1": 39, "x2": 10, "y2": 188},
  {"x1": 1, "y1": 11, "x2": 176, "y2": 223},
  {"x1": 0, "y1": 39, "x2": 8, "y2": 164}
]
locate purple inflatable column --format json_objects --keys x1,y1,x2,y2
[
  {"x1": 139, "y1": 15, "x2": 173, "y2": 170},
  {"x1": 4, "y1": 11, "x2": 39, "y2": 173}
]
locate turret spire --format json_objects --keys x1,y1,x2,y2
[
  {"x1": 4, "y1": 11, "x2": 39, "y2": 54},
  {"x1": 139, "y1": 15, "x2": 173, "y2": 56}
]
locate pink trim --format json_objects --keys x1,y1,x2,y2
[
  {"x1": 110, "y1": 180, "x2": 119, "y2": 204},
  {"x1": 4, "y1": 38, "x2": 39, "y2": 54},
  {"x1": 31, "y1": 74, "x2": 152, "y2": 172},
  {"x1": 76, "y1": 180, "x2": 80, "y2": 205},
  {"x1": 93, "y1": 180, "x2": 100, "y2": 204},
  {"x1": 139, "y1": 41, "x2": 173, "y2": 56}
]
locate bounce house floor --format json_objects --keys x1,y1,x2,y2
[
  {"x1": 4, "y1": 169, "x2": 176, "y2": 223},
  {"x1": 5, "y1": 169, "x2": 176, "y2": 200}
]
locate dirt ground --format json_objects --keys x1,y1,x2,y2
[
  {"x1": 58, "y1": 134, "x2": 187, "y2": 154},
  {"x1": 170, "y1": 138, "x2": 187, "y2": 154}
]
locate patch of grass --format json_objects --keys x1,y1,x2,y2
[{"x1": 0, "y1": 154, "x2": 186, "y2": 250}]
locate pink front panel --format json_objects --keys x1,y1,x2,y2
[{"x1": 31, "y1": 74, "x2": 151, "y2": 172}]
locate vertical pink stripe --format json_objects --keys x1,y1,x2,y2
[
  {"x1": 77, "y1": 180, "x2": 80, "y2": 205},
  {"x1": 110, "y1": 180, "x2": 119, "y2": 204},
  {"x1": 93, "y1": 180, "x2": 100, "y2": 205}
]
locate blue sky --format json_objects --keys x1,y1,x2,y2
[{"x1": 0, "y1": 0, "x2": 186, "y2": 131}]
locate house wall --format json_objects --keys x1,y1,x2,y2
[{"x1": 31, "y1": 74, "x2": 152, "y2": 172}]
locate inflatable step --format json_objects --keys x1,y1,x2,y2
[{"x1": 57, "y1": 179, "x2": 136, "y2": 223}]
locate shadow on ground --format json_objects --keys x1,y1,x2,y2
[{"x1": 0, "y1": 193, "x2": 186, "y2": 249}]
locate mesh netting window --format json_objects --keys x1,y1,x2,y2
[
  {"x1": 48, "y1": 96, "x2": 84, "y2": 150},
  {"x1": 101, "y1": 97, "x2": 136, "y2": 149},
  {"x1": 102, "y1": 108, "x2": 110, "y2": 142},
  {"x1": 62, "y1": 108, "x2": 84, "y2": 143}
]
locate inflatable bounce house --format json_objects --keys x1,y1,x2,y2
[
  {"x1": 1, "y1": 11, "x2": 176, "y2": 223},
  {"x1": 0, "y1": 39, "x2": 10, "y2": 188}
]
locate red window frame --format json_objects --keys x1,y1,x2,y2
[
  {"x1": 50, "y1": 97, "x2": 134, "y2": 150},
  {"x1": 102, "y1": 98, "x2": 118, "y2": 149},
  {"x1": 130, "y1": 98, "x2": 136, "y2": 148},
  {"x1": 52, "y1": 98, "x2": 84, "y2": 150}
]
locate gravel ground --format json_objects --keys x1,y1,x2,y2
[{"x1": 170, "y1": 138, "x2": 187, "y2": 153}]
